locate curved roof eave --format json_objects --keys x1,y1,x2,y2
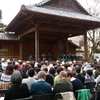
[{"x1": 23, "y1": 5, "x2": 100, "y2": 23}]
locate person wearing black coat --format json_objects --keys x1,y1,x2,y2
[{"x1": 4, "y1": 71, "x2": 30, "y2": 100}]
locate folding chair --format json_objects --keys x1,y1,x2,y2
[
  {"x1": 84, "y1": 81, "x2": 96, "y2": 100},
  {"x1": 32, "y1": 93, "x2": 52, "y2": 100},
  {"x1": 11, "y1": 96, "x2": 33, "y2": 100},
  {"x1": 0, "y1": 89, "x2": 7, "y2": 97},
  {"x1": 84, "y1": 81, "x2": 96, "y2": 94},
  {"x1": 55, "y1": 92, "x2": 76, "y2": 100},
  {"x1": 0, "y1": 89, "x2": 7, "y2": 94}
]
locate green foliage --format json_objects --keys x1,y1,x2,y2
[
  {"x1": 0, "y1": 10, "x2": 6, "y2": 32},
  {"x1": 0, "y1": 48, "x2": 8, "y2": 59},
  {"x1": 0, "y1": 23, "x2": 6, "y2": 32}
]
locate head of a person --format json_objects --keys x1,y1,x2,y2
[
  {"x1": 56, "y1": 60, "x2": 61, "y2": 65},
  {"x1": 75, "y1": 65, "x2": 81, "y2": 73},
  {"x1": 67, "y1": 71, "x2": 73, "y2": 81},
  {"x1": 49, "y1": 67, "x2": 55, "y2": 75},
  {"x1": 18, "y1": 60, "x2": 23, "y2": 65},
  {"x1": 56, "y1": 67, "x2": 63, "y2": 74},
  {"x1": 5, "y1": 65, "x2": 14, "y2": 75},
  {"x1": 14, "y1": 65, "x2": 18, "y2": 70},
  {"x1": 37, "y1": 71, "x2": 47, "y2": 80},
  {"x1": 34, "y1": 67, "x2": 40, "y2": 75},
  {"x1": 21, "y1": 67, "x2": 27, "y2": 75},
  {"x1": 41, "y1": 65, "x2": 48, "y2": 73},
  {"x1": 59, "y1": 70, "x2": 67, "y2": 80},
  {"x1": 61, "y1": 64, "x2": 69, "y2": 69},
  {"x1": 96, "y1": 65, "x2": 100, "y2": 70},
  {"x1": 86, "y1": 70, "x2": 93, "y2": 76},
  {"x1": 11, "y1": 71, "x2": 22, "y2": 85},
  {"x1": 28, "y1": 68, "x2": 34, "y2": 77}
]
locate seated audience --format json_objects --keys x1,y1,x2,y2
[
  {"x1": 84, "y1": 70, "x2": 96, "y2": 100},
  {"x1": 41, "y1": 65, "x2": 54, "y2": 86},
  {"x1": 29, "y1": 71, "x2": 52, "y2": 95},
  {"x1": 22, "y1": 68, "x2": 37, "y2": 89},
  {"x1": 0, "y1": 64, "x2": 3, "y2": 79},
  {"x1": 13, "y1": 65, "x2": 19, "y2": 72},
  {"x1": 67, "y1": 71, "x2": 84, "y2": 99},
  {"x1": 85, "y1": 70, "x2": 95, "y2": 82},
  {"x1": 95, "y1": 65, "x2": 100, "y2": 79},
  {"x1": 95, "y1": 75, "x2": 100, "y2": 100},
  {"x1": 52, "y1": 70, "x2": 73, "y2": 98},
  {"x1": 1, "y1": 65, "x2": 14, "y2": 82},
  {"x1": 1, "y1": 60, "x2": 7, "y2": 71},
  {"x1": 34, "y1": 67, "x2": 40, "y2": 80},
  {"x1": 54, "y1": 66, "x2": 63, "y2": 86},
  {"x1": 4, "y1": 71, "x2": 30, "y2": 100},
  {"x1": 74, "y1": 65, "x2": 85, "y2": 84},
  {"x1": 20, "y1": 67, "x2": 28, "y2": 79}
]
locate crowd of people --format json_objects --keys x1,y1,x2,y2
[{"x1": 0, "y1": 58, "x2": 100, "y2": 100}]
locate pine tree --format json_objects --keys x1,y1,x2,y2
[{"x1": 0, "y1": 10, "x2": 6, "y2": 32}]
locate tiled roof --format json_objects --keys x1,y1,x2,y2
[
  {"x1": 24, "y1": 5, "x2": 100, "y2": 22},
  {"x1": 35, "y1": 0, "x2": 89, "y2": 14},
  {"x1": 21, "y1": 0, "x2": 50, "y2": 8},
  {"x1": 0, "y1": 33, "x2": 19, "y2": 40},
  {"x1": 35, "y1": 0, "x2": 51, "y2": 7},
  {"x1": 74, "y1": 0, "x2": 89, "y2": 14}
]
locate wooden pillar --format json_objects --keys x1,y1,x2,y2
[
  {"x1": 35, "y1": 25, "x2": 39, "y2": 62},
  {"x1": 57, "y1": 39, "x2": 62, "y2": 58},
  {"x1": 84, "y1": 32, "x2": 87, "y2": 61},
  {"x1": 19, "y1": 37, "x2": 22, "y2": 60},
  {"x1": 66, "y1": 38, "x2": 68, "y2": 53},
  {"x1": 57, "y1": 39, "x2": 60, "y2": 59}
]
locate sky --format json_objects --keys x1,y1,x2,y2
[
  {"x1": 0, "y1": 0, "x2": 95, "y2": 25},
  {"x1": 0, "y1": 0, "x2": 42, "y2": 25}
]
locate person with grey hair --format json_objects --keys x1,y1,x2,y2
[
  {"x1": 52, "y1": 70, "x2": 73, "y2": 98},
  {"x1": 29, "y1": 71, "x2": 52, "y2": 95},
  {"x1": 4, "y1": 71, "x2": 30, "y2": 100}
]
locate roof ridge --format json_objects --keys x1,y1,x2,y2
[
  {"x1": 35, "y1": 0, "x2": 51, "y2": 7},
  {"x1": 35, "y1": 0, "x2": 91, "y2": 15},
  {"x1": 21, "y1": 0, "x2": 51, "y2": 9},
  {"x1": 74, "y1": 0, "x2": 90, "y2": 15}
]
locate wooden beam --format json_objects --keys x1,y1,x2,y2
[
  {"x1": 19, "y1": 37, "x2": 22, "y2": 60},
  {"x1": 39, "y1": 26, "x2": 86, "y2": 35},
  {"x1": 20, "y1": 27, "x2": 35, "y2": 37},
  {"x1": 84, "y1": 32, "x2": 87, "y2": 61}
]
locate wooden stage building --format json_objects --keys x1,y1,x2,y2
[{"x1": 4, "y1": 0, "x2": 100, "y2": 61}]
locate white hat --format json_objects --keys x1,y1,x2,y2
[
  {"x1": 83, "y1": 64, "x2": 93, "y2": 71},
  {"x1": 34, "y1": 62, "x2": 38, "y2": 67},
  {"x1": 1, "y1": 58, "x2": 5, "y2": 62},
  {"x1": 67, "y1": 67, "x2": 73, "y2": 71}
]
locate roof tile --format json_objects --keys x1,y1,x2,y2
[{"x1": 24, "y1": 5, "x2": 100, "y2": 22}]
